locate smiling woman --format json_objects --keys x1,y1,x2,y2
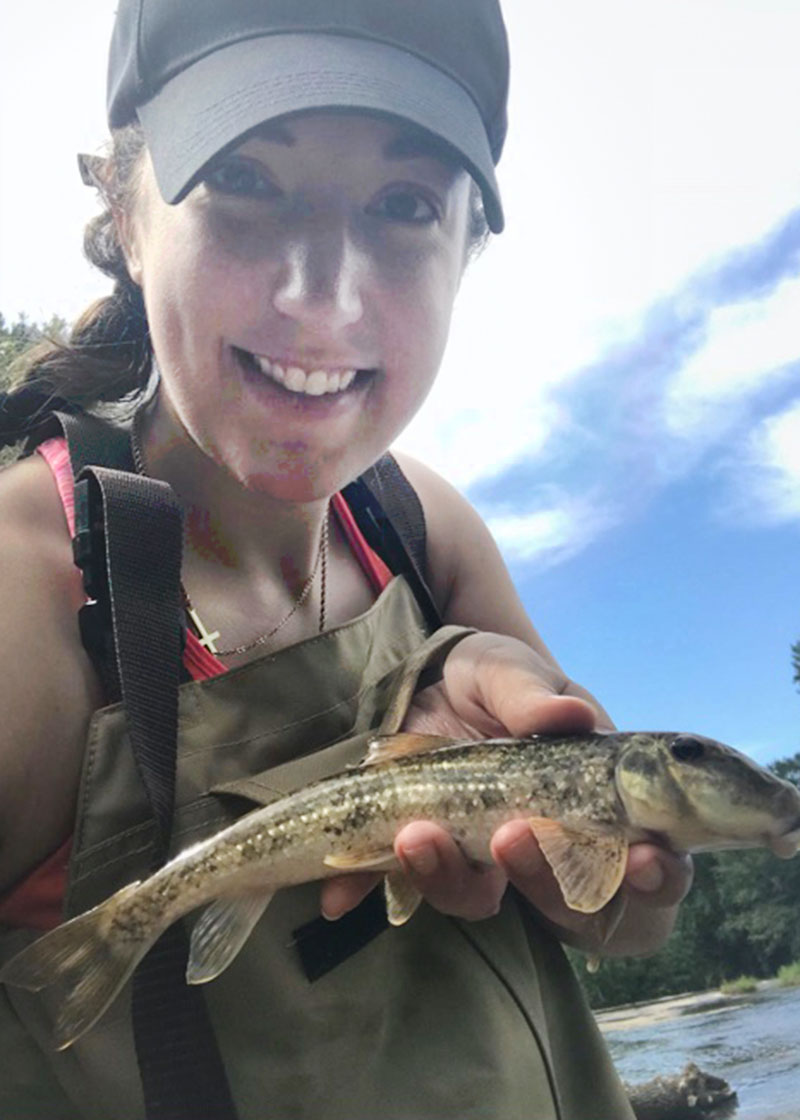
[{"x1": 0, "y1": 2, "x2": 690, "y2": 1119}]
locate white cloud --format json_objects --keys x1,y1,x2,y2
[
  {"x1": 730, "y1": 400, "x2": 800, "y2": 524},
  {"x1": 664, "y1": 275, "x2": 800, "y2": 437},
  {"x1": 486, "y1": 496, "x2": 615, "y2": 567}
]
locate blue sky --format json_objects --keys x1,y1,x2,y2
[
  {"x1": 460, "y1": 205, "x2": 800, "y2": 763},
  {"x1": 2, "y1": 1, "x2": 800, "y2": 764}
]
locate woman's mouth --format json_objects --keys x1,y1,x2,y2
[{"x1": 233, "y1": 347, "x2": 374, "y2": 397}]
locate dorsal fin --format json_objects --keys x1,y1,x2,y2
[{"x1": 361, "y1": 732, "x2": 465, "y2": 766}]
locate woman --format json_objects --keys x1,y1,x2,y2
[{"x1": 0, "y1": 1, "x2": 690, "y2": 1117}]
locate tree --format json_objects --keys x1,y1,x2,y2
[{"x1": 0, "y1": 311, "x2": 67, "y2": 387}]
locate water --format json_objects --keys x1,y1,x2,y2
[{"x1": 598, "y1": 984, "x2": 800, "y2": 1120}]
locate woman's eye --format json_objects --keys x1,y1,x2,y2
[
  {"x1": 203, "y1": 157, "x2": 280, "y2": 200},
  {"x1": 368, "y1": 189, "x2": 439, "y2": 224}
]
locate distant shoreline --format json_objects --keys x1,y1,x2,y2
[{"x1": 596, "y1": 979, "x2": 781, "y2": 1033}]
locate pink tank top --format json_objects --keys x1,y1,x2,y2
[{"x1": 0, "y1": 436, "x2": 393, "y2": 929}]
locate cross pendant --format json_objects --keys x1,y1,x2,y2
[{"x1": 187, "y1": 606, "x2": 221, "y2": 654}]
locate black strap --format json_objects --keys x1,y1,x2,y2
[
  {"x1": 358, "y1": 454, "x2": 428, "y2": 575},
  {"x1": 343, "y1": 455, "x2": 442, "y2": 632},
  {"x1": 73, "y1": 465, "x2": 185, "y2": 846},
  {"x1": 59, "y1": 415, "x2": 239, "y2": 1120}
]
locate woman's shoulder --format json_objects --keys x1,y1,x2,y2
[
  {"x1": 391, "y1": 452, "x2": 517, "y2": 625},
  {"x1": 0, "y1": 450, "x2": 63, "y2": 524},
  {"x1": 0, "y1": 452, "x2": 84, "y2": 610},
  {"x1": 391, "y1": 451, "x2": 550, "y2": 648},
  {"x1": 0, "y1": 454, "x2": 103, "y2": 892}
]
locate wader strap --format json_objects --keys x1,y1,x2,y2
[
  {"x1": 59, "y1": 413, "x2": 239, "y2": 1118},
  {"x1": 56, "y1": 409, "x2": 135, "y2": 478},
  {"x1": 72, "y1": 465, "x2": 185, "y2": 843}
]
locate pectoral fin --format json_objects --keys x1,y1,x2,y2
[
  {"x1": 361, "y1": 733, "x2": 464, "y2": 766},
  {"x1": 384, "y1": 871, "x2": 423, "y2": 926},
  {"x1": 323, "y1": 848, "x2": 396, "y2": 872},
  {"x1": 187, "y1": 890, "x2": 273, "y2": 985},
  {"x1": 528, "y1": 818, "x2": 628, "y2": 914}
]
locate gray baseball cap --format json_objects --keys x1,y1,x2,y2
[{"x1": 107, "y1": 0, "x2": 509, "y2": 232}]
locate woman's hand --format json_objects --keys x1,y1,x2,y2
[{"x1": 319, "y1": 632, "x2": 693, "y2": 957}]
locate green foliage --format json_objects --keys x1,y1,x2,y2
[
  {"x1": 0, "y1": 311, "x2": 67, "y2": 387},
  {"x1": 771, "y1": 751, "x2": 800, "y2": 784},
  {"x1": 776, "y1": 960, "x2": 800, "y2": 987},
  {"x1": 719, "y1": 975, "x2": 758, "y2": 994},
  {"x1": 572, "y1": 752, "x2": 800, "y2": 1009}
]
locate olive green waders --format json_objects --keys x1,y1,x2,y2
[{"x1": 0, "y1": 576, "x2": 633, "y2": 1119}]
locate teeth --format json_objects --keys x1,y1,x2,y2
[
  {"x1": 251, "y1": 353, "x2": 358, "y2": 395},
  {"x1": 285, "y1": 365, "x2": 306, "y2": 392},
  {"x1": 306, "y1": 370, "x2": 328, "y2": 396}
]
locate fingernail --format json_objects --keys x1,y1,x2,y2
[
  {"x1": 628, "y1": 862, "x2": 664, "y2": 893},
  {"x1": 321, "y1": 885, "x2": 346, "y2": 921},
  {"x1": 502, "y1": 833, "x2": 534, "y2": 873},
  {"x1": 402, "y1": 845, "x2": 439, "y2": 876},
  {"x1": 494, "y1": 824, "x2": 537, "y2": 875}
]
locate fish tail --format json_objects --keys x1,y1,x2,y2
[{"x1": 0, "y1": 880, "x2": 152, "y2": 1050}]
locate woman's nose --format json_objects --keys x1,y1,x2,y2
[{"x1": 272, "y1": 226, "x2": 365, "y2": 332}]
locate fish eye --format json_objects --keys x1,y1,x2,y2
[{"x1": 670, "y1": 735, "x2": 706, "y2": 763}]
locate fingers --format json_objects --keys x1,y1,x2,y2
[
  {"x1": 320, "y1": 871, "x2": 382, "y2": 920},
  {"x1": 492, "y1": 820, "x2": 694, "y2": 955},
  {"x1": 321, "y1": 824, "x2": 693, "y2": 937},
  {"x1": 321, "y1": 824, "x2": 508, "y2": 922},
  {"x1": 393, "y1": 822, "x2": 508, "y2": 921},
  {"x1": 624, "y1": 843, "x2": 694, "y2": 908},
  {"x1": 493, "y1": 821, "x2": 693, "y2": 914},
  {"x1": 491, "y1": 819, "x2": 582, "y2": 932}
]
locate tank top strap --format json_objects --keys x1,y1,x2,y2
[{"x1": 36, "y1": 436, "x2": 77, "y2": 536}]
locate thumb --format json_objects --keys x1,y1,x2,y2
[{"x1": 443, "y1": 633, "x2": 598, "y2": 738}]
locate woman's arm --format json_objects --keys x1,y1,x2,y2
[{"x1": 0, "y1": 457, "x2": 102, "y2": 892}]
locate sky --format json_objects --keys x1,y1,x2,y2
[{"x1": 2, "y1": 1, "x2": 800, "y2": 765}]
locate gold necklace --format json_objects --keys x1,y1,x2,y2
[{"x1": 130, "y1": 410, "x2": 329, "y2": 657}]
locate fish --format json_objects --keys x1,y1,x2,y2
[{"x1": 2, "y1": 730, "x2": 799, "y2": 1050}]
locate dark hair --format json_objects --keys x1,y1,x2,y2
[{"x1": 1, "y1": 120, "x2": 490, "y2": 446}]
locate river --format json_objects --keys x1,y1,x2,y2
[{"x1": 597, "y1": 983, "x2": 800, "y2": 1119}]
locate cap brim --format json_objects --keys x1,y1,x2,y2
[{"x1": 136, "y1": 33, "x2": 504, "y2": 233}]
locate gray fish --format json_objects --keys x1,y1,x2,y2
[{"x1": 2, "y1": 730, "x2": 798, "y2": 1050}]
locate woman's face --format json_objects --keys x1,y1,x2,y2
[{"x1": 123, "y1": 111, "x2": 472, "y2": 500}]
